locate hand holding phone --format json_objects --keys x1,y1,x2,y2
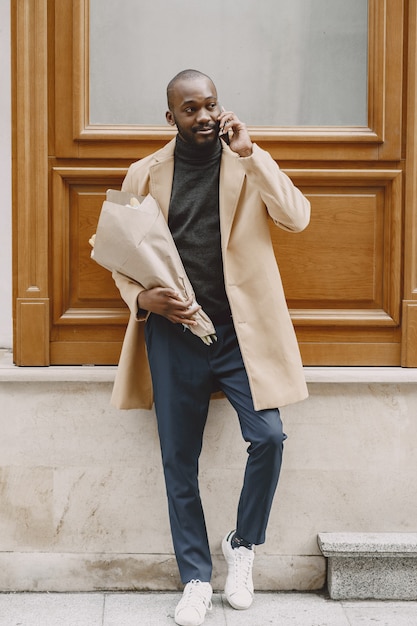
[{"x1": 218, "y1": 107, "x2": 253, "y2": 156}]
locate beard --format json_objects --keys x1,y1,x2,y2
[{"x1": 174, "y1": 117, "x2": 220, "y2": 148}]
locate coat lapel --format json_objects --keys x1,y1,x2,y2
[
  {"x1": 147, "y1": 138, "x2": 245, "y2": 237},
  {"x1": 148, "y1": 139, "x2": 176, "y2": 221},
  {"x1": 219, "y1": 145, "x2": 245, "y2": 247}
]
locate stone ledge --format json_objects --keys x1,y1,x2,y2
[
  {"x1": 318, "y1": 532, "x2": 417, "y2": 557},
  {"x1": 304, "y1": 366, "x2": 417, "y2": 384},
  {"x1": 0, "y1": 350, "x2": 117, "y2": 382},
  {"x1": 1, "y1": 350, "x2": 417, "y2": 384},
  {"x1": 318, "y1": 533, "x2": 417, "y2": 600}
]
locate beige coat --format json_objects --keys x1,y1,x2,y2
[{"x1": 111, "y1": 138, "x2": 310, "y2": 411}]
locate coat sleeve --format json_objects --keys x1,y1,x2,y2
[
  {"x1": 112, "y1": 272, "x2": 148, "y2": 322},
  {"x1": 239, "y1": 143, "x2": 310, "y2": 233},
  {"x1": 112, "y1": 161, "x2": 150, "y2": 322}
]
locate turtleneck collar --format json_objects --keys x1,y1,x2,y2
[{"x1": 174, "y1": 135, "x2": 222, "y2": 164}]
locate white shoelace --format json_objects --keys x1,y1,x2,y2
[
  {"x1": 179, "y1": 579, "x2": 213, "y2": 612},
  {"x1": 231, "y1": 548, "x2": 254, "y2": 591}
]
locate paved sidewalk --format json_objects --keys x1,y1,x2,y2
[{"x1": 0, "y1": 592, "x2": 416, "y2": 626}]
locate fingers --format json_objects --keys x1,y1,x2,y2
[
  {"x1": 218, "y1": 108, "x2": 244, "y2": 136},
  {"x1": 218, "y1": 110, "x2": 235, "y2": 136},
  {"x1": 218, "y1": 108, "x2": 253, "y2": 156},
  {"x1": 159, "y1": 287, "x2": 182, "y2": 301},
  {"x1": 170, "y1": 299, "x2": 201, "y2": 326},
  {"x1": 143, "y1": 287, "x2": 201, "y2": 325},
  {"x1": 165, "y1": 290, "x2": 197, "y2": 311}
]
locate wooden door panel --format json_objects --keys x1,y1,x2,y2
[
  {"x1": 51, "y1": 167, "x2": 127, "y2": 320},
  {"x1": 275, "y1": 170, "x2": 402, "y2": 325},
  {"x1": 273, "y1": 192, "x2": 381, "y2": 303},
  {"x1": 69, "y1": 186, "x2": 120, "y2": 303},
  {"x1": 48, "y1": 165, "x2": 402, "y2": 365},
  {"x1": 50, "y1": 167, "x2": 128, "y2": 364}
]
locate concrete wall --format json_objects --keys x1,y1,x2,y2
[{"x1": 1, "y1": 356, "x2": 416, "y2": 592}]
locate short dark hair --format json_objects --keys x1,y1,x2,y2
[{"x1": 166, "y1": 69, "x2": 214, "y2": 110}]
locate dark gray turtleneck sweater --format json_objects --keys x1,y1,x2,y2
[{"x1": 168, "y1": 136, "x2": 231, "y2": 323}]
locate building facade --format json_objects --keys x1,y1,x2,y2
[{"x1": 1, "y1": 0, "x2": 416, "y2": 592}]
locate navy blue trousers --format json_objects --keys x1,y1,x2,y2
[{"x1": 144, "y1": 314, "x2": 286, "y2": 583}]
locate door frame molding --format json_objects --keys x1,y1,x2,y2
[{"x1": 12, "y1": 0, "x2": 49, "y2": 365}]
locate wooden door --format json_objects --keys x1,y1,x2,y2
[{"x1": 12, "y1": 0, "x2": 417, "y2": 366}]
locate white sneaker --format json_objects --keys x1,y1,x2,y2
[
  {"x1": 174, "y1": 579, "x2": 213, "y2": 626},
  {"x1": 222, "y1": 530, "x2": 254, "y2": 610}
]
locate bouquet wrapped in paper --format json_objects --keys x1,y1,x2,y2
[{"x1": 90, "y1": 190, "x2": 216, "y2": 345}]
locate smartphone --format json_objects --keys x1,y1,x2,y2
[{"x1": 219, "y1": 105, "x2": 230, "y2": 144}]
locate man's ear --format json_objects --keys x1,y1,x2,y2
[{"x1": 166, "y1": 111, "x2": 176, "y2": 126}]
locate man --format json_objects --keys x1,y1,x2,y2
[{"x1": 112, "y1": 69, "x2": 310, "y2": 626}]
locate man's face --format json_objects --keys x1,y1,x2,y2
[{"x1": 166, "y1": 76, "x2": 221, "y2": 147}]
